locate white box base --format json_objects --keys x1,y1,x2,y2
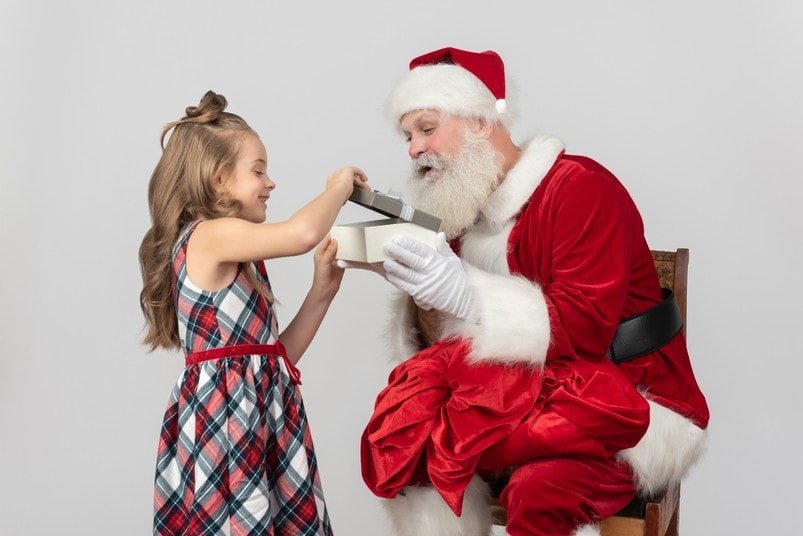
[{"x1": 330, "y1": 218, "x2": 437, "y2": 262}]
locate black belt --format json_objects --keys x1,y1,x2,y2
[{"x1": 608, "y1": 288, "x2": 683, "y2": 364}]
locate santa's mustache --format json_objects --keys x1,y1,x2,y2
[{"x1": 413, "y1": 153, "x2": 446, "y2": 177}]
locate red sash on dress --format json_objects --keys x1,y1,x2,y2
[{"x1": 185, "y1": 342, "x2": 301, "y2": 385}]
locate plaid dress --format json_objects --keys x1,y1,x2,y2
[{"x1": 154, "y1": 221, "x2": 333, "y2": 536}]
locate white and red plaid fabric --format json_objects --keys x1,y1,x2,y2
[{"x1": 154, "y1": 221, "x2": 332, "y2": 535}]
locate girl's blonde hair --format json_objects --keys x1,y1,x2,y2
[{"x1": 139, "y1": 90, "x2": 273, "y2": 351}]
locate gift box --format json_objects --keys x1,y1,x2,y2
[
  {"x1": 346, "y1": 189, "x2": 441, "y2": 231},
  {"x1": 331, "y1": 218, "x2": 438, "y2": 262},
  {"x1": 331, "y1": 190, "x2": 441, "y2": 262}
]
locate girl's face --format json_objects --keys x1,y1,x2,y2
[{"x1": 217, "y1": 133, "x2": 275, "y2": 223}]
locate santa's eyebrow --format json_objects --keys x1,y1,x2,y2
[{"x1": 407, "y1": 118, "x2": 434, "y2": 133}]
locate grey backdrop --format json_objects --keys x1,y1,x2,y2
[{"x1": 1, "y1": 1, "x2": 801, "y2": 534}]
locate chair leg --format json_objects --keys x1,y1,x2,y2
[
  {"x1": 644, "y1": 502, "x2": 661, "y2": 536},
  {"x1": 665, "y1": 502, "x2": 679, "y2": 536}
]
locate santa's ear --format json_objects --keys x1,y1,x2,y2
[{"x1": 473, "y1": 117, "x2": 494, "y2": 139}]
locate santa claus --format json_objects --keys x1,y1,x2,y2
[{"x1": 347, "y1": 47, "x2": 709, "y2": 536}]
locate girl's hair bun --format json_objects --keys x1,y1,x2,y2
[
  {"x1": 160, "y1": 91, "x2": 230, "y2": 148},
  {"x1": 184, "y1": 90, "x2": 228, "y2": 123}
]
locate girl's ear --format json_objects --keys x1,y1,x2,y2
[{"x1": 212, "y1": 172, "x2": 226, "y2": 192}]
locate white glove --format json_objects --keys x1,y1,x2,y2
[{"x1": 383, "y1": 233, "x2": 476, "y2": 320}]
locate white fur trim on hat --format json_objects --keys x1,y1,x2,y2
[
  {"x1": 383, "y1": 476, "x2": 492, "y2": 536},
  {"x1": 386, "y1": 64, "x2": 506, "y2": 125}
]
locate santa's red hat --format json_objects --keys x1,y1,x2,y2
[{"x1": 386, "y1": 47, "x2": 508, "y2": 125}]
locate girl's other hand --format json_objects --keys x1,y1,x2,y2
[{"x1": 312, "y1": 235, "x2": 345, "y2": 301}]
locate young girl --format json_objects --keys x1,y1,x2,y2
[{"x1": 139, "y1": 91, "x2": 368, "y2": 535}]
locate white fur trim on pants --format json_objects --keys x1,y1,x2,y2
[
  {"x1": 444, "y1": 264, "x2": 550, "y2": 366},
  {"x1": 384, "y1": 475, "x2": 493, "y2": 536},
  {"x1": 572, "y1": 525, "x2": 601, "y2": 536},
  {"x1": 618, "y1": 400, "x2": 707, "y2": 496}
]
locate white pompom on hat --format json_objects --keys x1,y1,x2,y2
[{"x1": 386, "y1": 47, "x2": 509, "y2": 125}]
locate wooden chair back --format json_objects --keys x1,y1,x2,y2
[{"x1": 651, "y1": 249, "x2": 688, "y2": 335}]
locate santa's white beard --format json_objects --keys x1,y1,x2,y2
[{"x1": 407, "y1": 132, "x2": 502, "y2": 239}]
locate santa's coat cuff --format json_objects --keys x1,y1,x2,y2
[
  {"x1": 618, "y1": 399, "x2": 707, "y2": 495},
  {"x1": 443, "y1": 263, "x2": 551, "y2": 366}
]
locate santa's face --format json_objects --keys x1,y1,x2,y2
[
  {"x1": 400, "y1": 109, "x2": 502, "y2": 239},
  {"x1": 401, "y1": 109, "x2": 468, "y2": 164}
]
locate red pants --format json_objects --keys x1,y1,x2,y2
[
  {"x1": 500, "y1": 456, "x2": 636, "y2": 536},
  {"x1": 362, "y1": 338, "x2": 649, "y2": 534}
]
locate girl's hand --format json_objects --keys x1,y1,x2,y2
[
  {"x1": 312, "y1": 235, "x2": 345, "y2": 301},
  {"x1": 326, "y1": 166, "x2": 370, "y2": 200}
]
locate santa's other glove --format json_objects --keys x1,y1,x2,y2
[{"x1": 383, "y1": 233, "x2": 476, "y2": 320}]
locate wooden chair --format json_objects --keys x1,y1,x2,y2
[{"x1": 489, "y1": 249, "x2": 689, "y2": 536}]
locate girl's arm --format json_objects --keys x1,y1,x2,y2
[
  {"x1": 280, "y1": 236, "x2": 344, "y2": 364},
  {"x1": 194, "y1": 167, "x2": 368, "y2": 263}
]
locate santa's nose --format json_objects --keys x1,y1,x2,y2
[{"x1": 408, "y1": 137, "x2": 427, "y2": 159}]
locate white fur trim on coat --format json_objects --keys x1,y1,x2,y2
[
  {"x1": 385, "y1": 291, "x2": 420, "y2": 362},
  {"x1": 481, "y1": 134, "x2": 565, "y2": 225},
  {"x1": 618, "y1": 400, "x2": 707, "y2": 496},
  {"x1": 459, "y1": 136, "x2": 566, "y2": 276},
  {"x1": 443, "y1": 264, "x2": 551, "y2": 366},
  {"x1": 386, "y1": 64, "x2": 505, "y2": 126},
  {"x1": 460, "y1": 219, "x2": 514, "y2": 276},
  {"x1": 383, "y1": 475, "x2": 493, "y2": 536}
]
